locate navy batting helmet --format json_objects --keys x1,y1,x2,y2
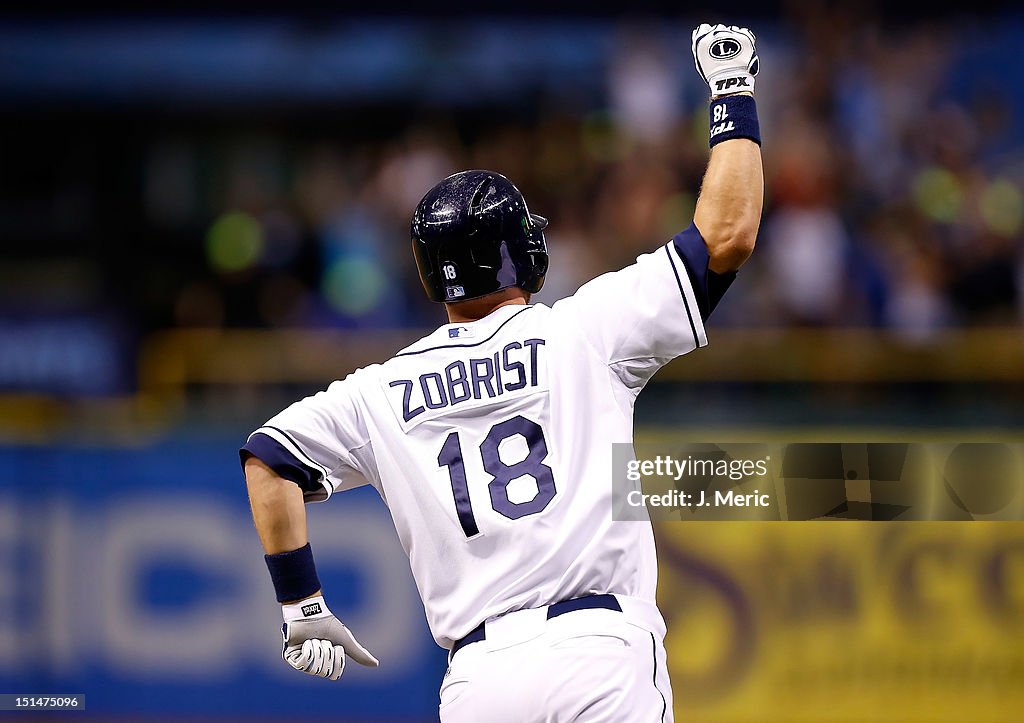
[{"x1": 411, "y1": 170, "x2": 549, "y2": 303}]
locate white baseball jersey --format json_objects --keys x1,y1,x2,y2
[{"x1": 243, "y1": 237, "x2": 709, "y2": 649}]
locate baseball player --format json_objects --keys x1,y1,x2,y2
[{"x1": 242, "y1": 24, "x2": 762, "y2": 722}]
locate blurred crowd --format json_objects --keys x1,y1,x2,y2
[{"x1": 7, "y1": 9, "x2": 1024, "y2": 337}]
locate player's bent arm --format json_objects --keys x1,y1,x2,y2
[
  {"x1": 693, "y1": 131, "x2": 764, "y2": 274},
  {"x1": 243, "y1": 454, "x2": 379, "y2": 679},
  {"x1": 245, "y1": 456, "x2": 310, "y2": 558}
]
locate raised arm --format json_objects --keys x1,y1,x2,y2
[
  {"x1": 694, "y1": 133, "x2": 763, "y2": 273},
  {"x1": 691, "y1": 24, "x2": 765, "y2": 273}
]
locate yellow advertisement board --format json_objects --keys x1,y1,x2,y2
[{"x1": 657, "y1": 523, "x2": 1024, "y2": 722}]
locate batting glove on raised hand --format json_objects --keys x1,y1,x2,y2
[
  {"x1": 692, "y1": 23, "x2": 759, "y2": 98},
  {"x1": 281, "y1": 595, "x2": 379, "y2": 681}
]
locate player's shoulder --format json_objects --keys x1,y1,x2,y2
[{"x1": 320, "y1": 362, "x2": 384, "y2": 402}]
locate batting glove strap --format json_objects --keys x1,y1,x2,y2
[
  {"x1": 692, "y1": 23, "x2": 759, "y2": 98},
  {"x1": 282, "y1": 593, "x2": 333, "y2": 622},
  {"x1": 709, "y1": 94, "x2": 761, "y2": 148}
]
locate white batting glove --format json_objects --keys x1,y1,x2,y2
[
  {"x1": 691, "y1": 23, "x2": 759, "y2": 97},
  {"x1": 281, "y1": 595, "x2": 379, "y2": 681}
]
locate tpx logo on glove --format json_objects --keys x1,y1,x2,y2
[
  {"x1": 692, "y1": 23, "x2": 758, "y2": 98},
  {"x1": 709, "y1": 38, "x2": 741, "y2": 60},
  {"x1": 301, "y1": 602, "x2": 323, "y2": 617},
  {"x1": 714, "y1": 77, "x2": 752, "y2": 93}
]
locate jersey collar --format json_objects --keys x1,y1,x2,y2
[{"x1": 396, "y1": 304, "x2": 531, "y2": 357}]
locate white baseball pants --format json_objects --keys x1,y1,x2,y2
[{"x1": 439, "y1": 595, "x2": 674, "y2": 723}]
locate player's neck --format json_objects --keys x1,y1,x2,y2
[{"x1": 445, "y1": 289, "x2": 529, "y2": 324}]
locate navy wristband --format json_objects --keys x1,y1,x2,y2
[
  {"x1": 709, "y1": 94, "x2": 761, "y2": 148},
  {"x1": 265, "y1": 542, "x2": 321, "y2": 603}
]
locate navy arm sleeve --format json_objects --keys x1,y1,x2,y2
[{"x1": 671, "y1": 223, "x2": 737, "y2": 321}]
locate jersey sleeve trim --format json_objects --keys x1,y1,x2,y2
[
  {"x1": 663, "y1": 242, "x2": 708, "y2": 348},
  {"x1": 671, "y1": 223, "x2": 737, "y2": 321},
  {"x1": 240, "y1": 428, "x2": 334, "y2": 502}
]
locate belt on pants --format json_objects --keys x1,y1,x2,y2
[{"x1": 451, "y1": 593, "x2": 623, "y2": 657}]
